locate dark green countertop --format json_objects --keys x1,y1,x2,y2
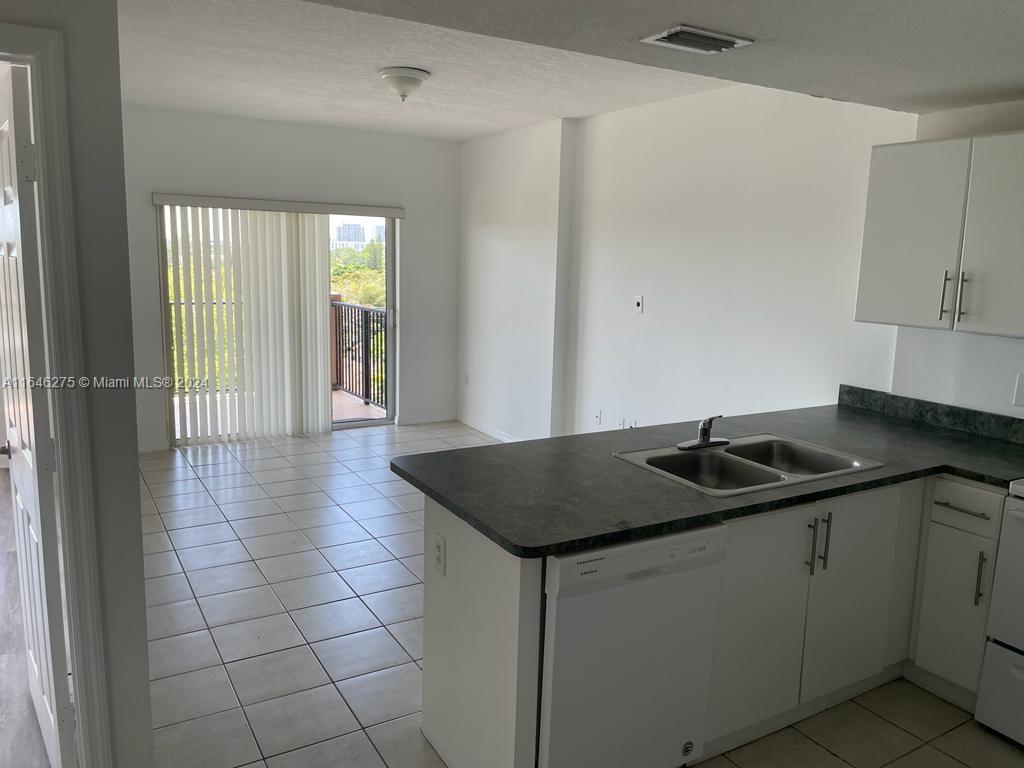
[{"x1": 391, "y1": 404, "x2": 1024, "y2": 558}]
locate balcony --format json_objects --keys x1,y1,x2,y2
[{"x1": 331, "y1": 299, "x2": 387, "y2": 422}]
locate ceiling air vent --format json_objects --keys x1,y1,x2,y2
[{"x1": 640, "y1": 24, "x2": 753, "y2": 54}]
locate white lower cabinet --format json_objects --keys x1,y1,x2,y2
[
  {"x1": 705, "y1": 505, "x2": 812, "y2": 740},
  {"x1": 707, "y1": 485, "x2": 910, "y2": 742},
  {"x1": 914, "y1": 521, "x2": 996, "y2": 692},
  {"x1": 801, "y1": 489, "x2": 901, "y2": 702}
]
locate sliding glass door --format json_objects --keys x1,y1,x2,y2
[
  {"x1": 328, "y1": 215, "x2": 396, "y2": 426},
  {"x1": 155, "y1": 195, "x2": 400, "y2": 443}
]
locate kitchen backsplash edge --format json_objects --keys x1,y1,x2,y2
[{"x1": 839, "y1": 384, "x2": 1024, "y2": 446}]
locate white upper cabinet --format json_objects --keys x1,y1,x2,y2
[
  {"x1": 956, "y1": 132, "x2": 1024, "y2": 337},
  {"x1": 856, "y1": 138, "x2": 972, "y2": 329}
]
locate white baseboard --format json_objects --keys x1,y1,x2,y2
[
  {"x1": 702, "y1": 665, "x2": 903, "y2": 761},
  {"x1": 901, "y1": 661, "x2": 977, "y2": 713},
  {"x1": 395, "y1": 410, "x2": 458, "y2": 427},
  {"x1": 456, "y1": 414, "x2": 515, "y2": 443}
]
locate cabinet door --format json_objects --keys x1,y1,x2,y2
[
  {"x1": 915, "y1": 522, "x2": 996, "y2": 692},
  {"x1": 801, "y1": 487, "x2": 901, "y2": 703},
  {"x1": 855, "y1": 138, "x2": 971, "y2": 329},
  {"x1": 956, "y1": 132, "x2": 1024, "y2": 337},
  {"x1": 705, "y1": 506, "x2": 813, "y2": 741}
]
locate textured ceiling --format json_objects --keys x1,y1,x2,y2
[
  {"x1": 117, "y1": 0, "x2": 730, "y2": 140},
  {"x1": 308, "y1": 0, "x2": 1024, "y2": 113}
]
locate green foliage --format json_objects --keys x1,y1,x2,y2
[
  {"x1": 331, "y1": 243, "x2": 386, "y2": 307},
  {"x1": 332, "y1": 240, "x2": 384, "y2": 270}
]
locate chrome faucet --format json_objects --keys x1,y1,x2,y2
[{"x1": 677, "y1": 415, "x2": 731, "y2": 451}]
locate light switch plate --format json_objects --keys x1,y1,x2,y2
[{"x1": 1014, "y1": 374, "x2": 1024, "y2": 407}]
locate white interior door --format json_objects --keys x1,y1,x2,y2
[{"x1": 0, "y1": 63, "x2": 75, "y2": 768}]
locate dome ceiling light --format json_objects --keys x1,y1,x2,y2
[{"x1": 379, "y1": 67, "x2": 432, "y2": 102}]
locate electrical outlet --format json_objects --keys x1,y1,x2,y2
[
  {"x1": 594, "y1": 409, "x2": 602, "y2": 426},
  {"x1": 1015, "y1": 374, "x2": 1024, "y2": 407},
  {"x1": 633, "y1": 294, "x2": 644, "y2": 314},
  {"x1": 433, "y1": 532, "x2": 446, "y2": 577}
]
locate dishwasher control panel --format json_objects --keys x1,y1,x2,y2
[{"x1": 547, "y1": 525, "x2": 727, "y2": 598}]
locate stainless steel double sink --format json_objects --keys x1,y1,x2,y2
[{"x1": 615, "y1": 434, "x2": 882, "y2": 497}]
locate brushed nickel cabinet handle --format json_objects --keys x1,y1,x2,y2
[
  {"x1": 974, "y1": 550, "x2": 987, "y2": 606},
  {"x1": 935, "y1": 500, "x2": 991, "y2": 521},
  {"x1": 938, "y1": 270, "x2": 952, "y2": 320},
  {"x1": 817, "y1": 511, "x2": 833, "y2": 571},
  {"x1": 806, "y1": 518, "x2": 820, "y2": 576},
  {"x1": 956, "y1": 272, "x2": 969, "y2": 322}
]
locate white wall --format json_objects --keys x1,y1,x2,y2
[
  {"x1": 3, "y1": 3, "x2": 151, "y2": 766},
  {"x1": 457, "y1": 86, "x2": 917, "y2": 439},
  {"x1": 567, "y1": 86, "x2": 915, "y2": 433},
  {"x1": 458, "y1": 120, "x2": 571, "y2": 440},
  {"x1": 123, "y1": 105, "x2": 461, "y2": 450},
  {"x1": 891, "y1": 99, "x2": 1024, "y2": 416}
]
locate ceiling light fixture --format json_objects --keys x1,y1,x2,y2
[{"x1": 379, "y1": 67, "x2": 431, "y2": 102}]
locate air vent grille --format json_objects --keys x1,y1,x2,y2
[{"x1": 640, "y1": 24, "x2": 753, "y2": 55}]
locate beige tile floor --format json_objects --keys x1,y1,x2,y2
[
  {"x1": 700, "y1": 678, "x2": 1024, "y2": 768},
  {"x1": 142, "y1": 423, "x2": 1024, "y2": 768},
  {"x1": 140, "y1": 421, "x2": 497, "y2": 768}
]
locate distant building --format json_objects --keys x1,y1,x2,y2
[
  {"x1": 330, "y1": 239, "x2": 364, "y2": 252},
  {"x1": 373, "y1": 224, "x2": 386, "y2": 242},
  {"x1": 337, "y1": 223, "x2": 365, "y2": 243}
]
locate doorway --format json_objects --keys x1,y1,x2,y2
[
  {"x1": 0, "y1": 51, "x2": 101, "y2": 768},
  {"x1": 329, "y1": 214, "x2": 395, "y2": 426}
]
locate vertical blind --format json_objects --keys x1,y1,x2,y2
[{"x1": 158, "y1": 205, "x2": 331, "y2": 444}]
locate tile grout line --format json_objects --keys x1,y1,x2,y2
[
  {"x1": 789, "y1": 699, "x2": 916, "y2": 768},
  {"x1": 237, "y1": 430, "x2": 427, "y2": 766},
  {"x1": 146, "y1": 463, "x2": 267, "y2": 765},
  {"x1": 847, "y1": 696, "x2": 973, "y2": 766},
  {"x1": 144, "y1": 426, "x2": 458, "y2": 766}
]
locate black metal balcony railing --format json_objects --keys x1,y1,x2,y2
[{"x1": 331, "y1": 301, "x2": 387, "y2": 410}]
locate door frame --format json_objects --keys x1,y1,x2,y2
[
  {"x1": 150, "y1": 194, "x2": 405, "y2": 438},
  {"x1": 0, "y1": 23, "x2": 112, "y2": 768},
  {"x1": 332, "y1": 214, "x2": 398, "y2": 429},
  {"x1": 385, "y1": 216, "x2": 398, "y2": 422}
]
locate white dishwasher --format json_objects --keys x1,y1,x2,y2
[{"x1": 538, "y1": 525, "x2": 727, "y2": 768}]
